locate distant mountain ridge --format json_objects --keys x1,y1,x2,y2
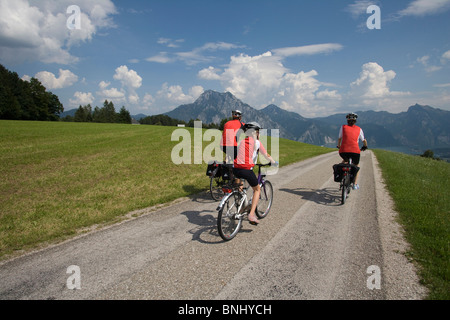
[{"x1": 164, "y1": 90, "x2": 450, "y2": 154}]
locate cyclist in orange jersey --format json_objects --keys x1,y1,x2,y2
[
  {"x1": 337, "y1": 113, "x2": 368, "y2": 190},
  {"x1": 234, "y1": 122, "x2": 277, "y2": 225},
  {"x1": 221, "y1": 110, "x2": 244, "y2": 163}
]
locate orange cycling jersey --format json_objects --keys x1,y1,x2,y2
[
  {"x1": 221, "y1": 119, "x2": 244, "y2": 147},
  {"x1": 234, "y1": 136, "x2": 268, "y2": 170},
  {"x1": 339, "y1": 125, "x2": 364, "y2": 154}
]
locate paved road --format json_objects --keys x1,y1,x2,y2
[{"x1": 0, "y1": 151, "x2": 424, "y2": 300}]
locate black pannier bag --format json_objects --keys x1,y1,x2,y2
[
  {"x1": 221, "y1": 164, "x2": 233, "y2": 180},
  {"x1": 206, "y1": 161, "x2": 221, "y2": 177},
  {"x1": 333, "y1": 163, "x2": 360, "y2": 182}
]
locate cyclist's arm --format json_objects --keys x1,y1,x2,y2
[
  {"x1": 259, "y1": 142, "x2": 277, "y2": 164},
  {"x1": 337, "y1": 126, "x2": 343, "y2": 148},
  {"x1": 361, "y1": 139, "x2": 368, "y2": 151}
]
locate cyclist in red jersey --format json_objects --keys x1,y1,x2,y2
[
  {"x1": 234, "y1": 122, "x2": 277, "y2": 225},
  {"x1": 221, "y1": 110, "x2": 244, "y2": 163},
  {"x1": 337, "y1": 113, "x2": 368, "y2": 190}
]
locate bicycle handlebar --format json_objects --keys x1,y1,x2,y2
[{"x1": 257, "y1": 162, "x2": 279, "y2": 167}]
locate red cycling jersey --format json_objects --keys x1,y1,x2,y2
[
  {"x1": 221, "y1": 119, "x2": 244, "y2": 147},
  {"x1": 234, "y1": 136, "x2": 268, "y2": 170},
  {"x1": 339, "y1": 125, "x2": 364, "y2": 154}
]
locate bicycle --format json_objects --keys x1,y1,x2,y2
[
  {"x1": 333, "y1": 159, "x2": 360, "y2": 205},
  {"x1": 207, "y1": 161, "x2": 233, "y2": 201},
  {"x1": 216, "y1": 163, "x2": 274, "y2": 241}
]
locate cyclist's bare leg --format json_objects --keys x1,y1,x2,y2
[
  {"x1": 354, "y1": 165, "x2": 361, "y2": 184},
  {"x1": 248, "y1": 185, "x2": 260, "y2": 224},
  {"x1": 234, "y1": 178, "x2": 243, "y2": 191}
]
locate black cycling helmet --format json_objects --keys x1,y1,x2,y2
[
  {"x1": 244, "y1": 121, "x2": 261, "y2": 131},
  {"x1": 346, "y1": 112, "x2": 358, "y2": 120}
]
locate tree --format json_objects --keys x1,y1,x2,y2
[
  {"x1": 46, "y1": 91, "x2": 64, "y2": 120},
  {"x1": 117, "y1": 106, "x2": 132, "y2": 124},
  {"x1": 0, "y1": 64, "x2": 64, "y2": 121},
  {"x1": 421, "y1": 149, "x2": 434, "y2": 159},
  {"x1": 219, "y1": 117, "x2": 232, "y2": 130},
  {"x1": 103, "y1": 100, "x2": 116, "y2": 123},
  {"x1": 92, "y1": 100, "x2": 116, "y2": 123},
  {"x1": 74, "y1": 104, "x2": 93, "y2": 122},
  {"x1": 0, "y1": 84, "x2": 20, "y2": 119}
]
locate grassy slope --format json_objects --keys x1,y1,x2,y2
[
  {"x1": 0, "y1": 120, "x2": 334, "y2": 260},
  {"x1": 373, "y1": 149, "x2": 449, "y2": 300}
]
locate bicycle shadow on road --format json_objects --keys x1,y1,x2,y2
[
  {"x1": 182, "y1": 185, "x2": 217, "y2": 204},
  {"x1": 180, "y1": 209, "x2": 223, "y2": 244},
  {"x1": 181, "y1": 208, "x2": 254, "y2": 244},
  {"x1": 279, "y1": 187, "x2": 341, "y2": 206}
]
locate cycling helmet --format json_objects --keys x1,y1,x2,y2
[
  {"x1": 232, "y1": 110, "x2": 242, "y2": 116},
  {"x1": 346, "y1": 113, "x2": 358, "y2": 120},
  {"x1": 244, "y1": 122, "x2": 261, "y2": 131}
]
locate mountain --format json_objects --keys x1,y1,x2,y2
[
  {"x1": 130, "y1": 113, "x2": 148, "y2": 121},
  {"x1": 59, "y1": 108, "x2": 77, "y2": 118},
  {"x1": 165, "y1": 90, "x2": 287, "y2": 137},
  {"x1": 317, "y1": 104, "x2": 450, "y2": 149},
  {"x1": 260, "y1": 104, "x2": 337, "y2": 145},
  {"x1": 163, "y1": 90, "x2": 450, "y2": 156}
]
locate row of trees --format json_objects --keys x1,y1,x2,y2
[
  {"x1": 0, "y1": 64, "x2": 63, "y2": 121},
  {"x1": 139, "y1": 115, "x2": 231, "y2": 130},
  {"x1": 0, "y1": 63, "x2": 227, "y2": 128},
  {"x1": 61, "y1": 100, "x2": 132, "y2": 124}
]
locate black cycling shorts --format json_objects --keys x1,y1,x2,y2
[
  {"x1": 233, "y1": 168, "x2": 258, "y2": 187},
  {"x1": 339, "y1": 152, "x2": 360, "y2": 165}
]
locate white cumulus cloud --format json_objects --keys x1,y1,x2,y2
[
  {"x1": 157, "y1": 83, "x2": 204, "y2": 105},
  {"x1": 350, "y1": 62, "x2": 407, "y2": 98},
  {"x1": 198, "y1": 47, "x2": 340, "y2": 116},
  {"x1": 69, "y1": 91, "x2": 94, "y2": 107},
  {"x1": 34, "y1": 69, "x2": 78, "y2": 89},
  {"x1": 113, "y1": 65, "x2": 142, "y2": 90},
  {"x1": 0, "y1": 0, "x2": 117, "y2": 64},
  {"x1": 97, "y1": 80, "x2": 126, "y2": 104},
  {"x1": 96, "y1": 65, "x2": 143, "y2": 105}
]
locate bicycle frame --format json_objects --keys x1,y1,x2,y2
[
  {"x1": 339, "y1": 159, "x2": 353, "y2": 204},
  {"x1": 216, "y1": 164, "x2": 270, "y2": 212},
  {"x1": 216, "y1": 163, "x2": 274, "y2": 241}
]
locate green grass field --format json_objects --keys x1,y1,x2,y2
[
  {"x1": 0, "y1": 120, "x2": 334, "y2": 261},
  {"x1": 373, "y1": 149, "x2": 450, "y2": 300}
]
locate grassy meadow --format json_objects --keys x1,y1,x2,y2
[
  {"x1": 0, "y1": 120, "x2": 334, "y2": 260},
  {"x1": 373, "y1": 149, "x2": 449, "y2": 300}
]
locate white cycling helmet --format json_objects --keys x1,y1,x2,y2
[
  {"x1": 244, "y1": 122, "x2": 261, "y2": 131},
  {"x1": 346, "y1": 112, "x2": 358, "y2": 120}
]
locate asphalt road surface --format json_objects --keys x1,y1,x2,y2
[{"x1": 0, "y1": 151, "x2": 426, "y2": 300}]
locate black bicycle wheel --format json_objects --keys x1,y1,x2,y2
[
  {"x1": 210, "y1": 169, "x2": 224, "y2": 201},
  {"x1": 217, "y1": 192, "x2": 242, "y2": 241},
  {"x1": 341, "y1": 175, "x2": 349, "y2": 205},
  {"x1": 256, "y1": 180, "x2": 273, "y2": 219}
]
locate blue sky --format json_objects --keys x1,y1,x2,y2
[{"x1": 1, "y1": 0, "x2": 449, "y2": 117}]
